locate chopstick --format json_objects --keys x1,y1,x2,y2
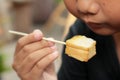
[{"x1": 9, "y1": 30, "x2": 66, "y2": 45}]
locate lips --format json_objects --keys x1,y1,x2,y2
[{"x1": 86, "y1": 22, "x2": 107, "y2": 29}]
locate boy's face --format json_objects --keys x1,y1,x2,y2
[{"x1": 64, "y1": 0, "x2": 120, "y2": 35}]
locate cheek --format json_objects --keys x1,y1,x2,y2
[
  {"x1": 64, "y1": 0, "x2": 78, "y2": 17},
  {"x1": 106, "y1": 7, "x2": 120, "y2": 29},
  {"x1": 100, "y1": 0, "x2": 120, "y2": 24}
]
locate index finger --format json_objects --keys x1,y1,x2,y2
[{"x1": 15, "y1": 30, "x2": 43, "y2": 54}]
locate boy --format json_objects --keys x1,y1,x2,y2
[{"x1": 12, "y1": 0, "x2": 120, "y2": 80}]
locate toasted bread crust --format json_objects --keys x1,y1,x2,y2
[{"x1": 65, "y1": 35, "x2": 96, "y2": 62}]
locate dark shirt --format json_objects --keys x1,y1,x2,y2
[{"x1": 58, "y1": 19, "x2": 120, "y2": 80}]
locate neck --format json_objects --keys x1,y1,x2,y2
[{"x1": 113, "y1": 32, "x2": 120, "y2": 62}]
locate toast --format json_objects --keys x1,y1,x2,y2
[{"x1": 65, "y1": 35, "x2": 96, "y2": 62}]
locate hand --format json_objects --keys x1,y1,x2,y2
[{"x1": 12, "y1": 30, "x2": 59, "y2": 80}]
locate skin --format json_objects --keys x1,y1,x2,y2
[
  {"x1": 63, "y1": 0, "x2": 120, "y2": 61},
  {"x1": 64, "y1": 0, "x2": 120, "y2": 35},
  {"x1": 13, "y1": 30, "x2": 58, "y2": 80},
  {"x1": 13, "y1": 0, "x2": 120, "y2": 80}
]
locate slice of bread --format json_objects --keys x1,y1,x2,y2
[{"x1": 65, "y1": 35, "x2": 96, "y2": 62}]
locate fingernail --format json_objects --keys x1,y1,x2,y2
[
  {"x1": 33, "y1": 30, "x2": 43, "y2": 40},
  {"x1": 50, "y1": 45, "x2": 57, "y2": 50},
  {"x1": 52, "y1": 51, "x2": 59, "y2": 57},
  {"x1": 48, "y1": 41, "x2": 55, "y2": 46}
]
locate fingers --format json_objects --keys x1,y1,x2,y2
[
  {"x1": 15, "y1": 30, "x2": 43, "y2": 55},
  {"x1": 12, "y1": 29, "x2": 59, "y2": 80},
  {"x1": 17, "y1": 45, "x2": 57, "y2": 74},
  {"x1": 14, "y1": 40, "x2": 55, "y2": 64},
  {"x1": 13, "y1": 46, "x2": 59, "y2": 79},
  {"x1": 29, "y1": 51, "x2": 59, "y2": 77}
]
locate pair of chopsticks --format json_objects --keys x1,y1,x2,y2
[{"x1": 9, "y1": 30, "x2": 66, "y2": 45}]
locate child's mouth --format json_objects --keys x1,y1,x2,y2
[{"x1": 87, "y1": 22, "x2": 107, "y2": 30}]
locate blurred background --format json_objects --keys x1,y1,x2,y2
[{"x1": 0, "y1": 0, "x2": 76, "y2": 80}]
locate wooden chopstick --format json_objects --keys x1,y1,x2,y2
[{"x1": 9, "y1": 30, "x2": 66, "y2": 45}]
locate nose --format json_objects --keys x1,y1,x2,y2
[{"x1": 76, "y1": 0, "x2": 100, "y2": 15}]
